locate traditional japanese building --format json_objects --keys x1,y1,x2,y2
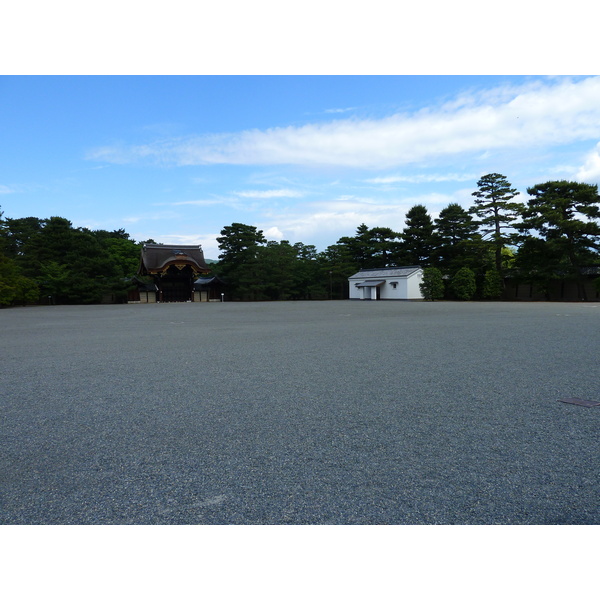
[
  {"x1": 135, "y1": 244, "x2": 211, "y2": 302},
  {"x1": 348, "y1": 267, "x2": 424, "y2": 300}
]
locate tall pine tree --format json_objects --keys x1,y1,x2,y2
[
  {"x1": 470, "y1": 173, "x2": 522, "y2": 273},
  {"x1": 400, "y1": 204, "x2": 434, "y2": 266},
  {"x1": 433, "y1": 202, "x2": 481, "y2": 274}
]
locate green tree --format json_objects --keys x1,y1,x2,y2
[
  {"x1": 292, "y1": 242, "x2": 327, "y2": 300},
  {"x1": 482, "y1": 269, "x2": 503, "y2": 299},
  {"x1": 0, "y1": 254, "x2": 18, "y2": 306},
  {"x1": 318, "y1": 243, "x2": 356, "y2": 299},
  {"x1": 1, "y1": 216, "x2": 44, "y2": 261},
  {"x1": 0, "y1": 205, "x2": 5, "y2": 255},
  {"x1": 336, "y1": 224, "x2": 401, "y2": 270},
  {"x1": 450, "y1": 267, "x2": 477, "y2": 300},
  {"x1": 20, "y1": 217, "x2": 120, "y2": 303},
  {"x1": 471, "y1": 173, "x2": 523, "y2": 273},
  {"x1": 336, "y1": 223, "x2": 369, "y2": 267},
  {"x1": 97, "y1": 235, "x2": 141, "y2": 278},
  {"x1": 217, "y1": 222, "x2": 267, "y2": 262},
  {"x1": 512, "y1": 237, "x2": 561, "y2": 299},
  {"x1": 38, "y1": 261, "x2": 70, "y2": 303},
  {"x1": 419, "y1": 267, "x2": 445, "y2": 301},
  {"x1": 432, "y1": 203, "x2": 482, "y2": 273},
  {"x1": 215, "y1": 223, "x2": 267, "y2": 300},
  {"x1": 367, "y1": 226, "x2": 402, "y2": 267},
  {"x1": 0, "y1": 254, "x2": 39, "y2": 306},
  {"x1": 400, "y1": 205, "x2": 435, "y2": 266},
  {"x1": 337, "y1": 224, "x2": 373, "y2": 269},
  {"x1": 516, "y1": 180, "x2": 600, "y2": 300},
  {"x1": 257, "y1": 240, "x2": 298, "y2": 300}
]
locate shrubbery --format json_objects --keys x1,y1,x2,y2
[
  {"x1": 419, "y1": 267, "x2": 445, "y2": 301},
  {"x1": 482, "y1": 269, "x2": 503, "y2": 299},
  {"x1": 450, "y1": 267, "x2": 477, "y2": 300}
]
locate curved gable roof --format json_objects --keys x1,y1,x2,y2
[{"x1": 139, "y1": 244, "x2": 210, "y2": 275}]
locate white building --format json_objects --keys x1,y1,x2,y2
[{"x1": 348, "y1": 267, "x2": 424, "y2": 300}]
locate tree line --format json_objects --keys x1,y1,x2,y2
[
  {"x1": 213, "y1": 174, "x2": 600, "y2": 301},
  {"x1": 1, "y1": 174, "x2": 599, "y2": 305},
  {"x1": 0, "y1": 215, "x2": 148, "y2": 305}
]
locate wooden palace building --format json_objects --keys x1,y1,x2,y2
[{"x1": 131, "y1": 244, "x2": 213, "y2": 303}]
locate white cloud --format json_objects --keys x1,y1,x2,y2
[
  {"x1": 87, "y1": 77, "x2": 600, "y2": 170},
  {"x1": 264, "y1": 226, "x2": 284, "y2": 240},
  {"x1": 150, "y1": 233, "x2": 222, "y2": 258},
  {"x1": 324, "y1": 107, "x2": 357, "y2": 114},
  {"x1": 257, "y1": 190, "x2": 465, "y2": 246},
  {"x1": 0, "y1": 184, "x2": 16, "y2": 194},
  {"x1": 576, "y1": 142, "x2": 600, "y2": 183},
  {"x1": 365, "y1": 173, "x2": 477, "y2": 184},
  {"x1": 156, "y1": 233, "x2": 214, "y2": 246}
]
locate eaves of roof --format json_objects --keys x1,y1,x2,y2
[{"x1": 348, "y1": 266, "x2": 421, "y2": 279}]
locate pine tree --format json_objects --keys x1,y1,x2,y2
[
  {"x1": 401, "y1": 205, "x2": 434, "y2": 266},
  {"x1": 216, "y1": 223, "x2": 267, "y2": 300},
  {"x1": 471, "y1": 173, "x2": 522, "y2": 273},
  {"x1": 433, "y1": 203, "x2": 481, "y2": 273},
  {"x1": 516, "y1": 180, "x2": 600, "y2": 300}
]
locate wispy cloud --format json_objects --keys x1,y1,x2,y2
[
  {"x1": 164, "y1": 196, "x2": 272, "y2": 211},
  {"x1": 122, "y1": 210, "x2": 181, "y2": 223},
  {"x1": 167, "y1": 199, "x2": 226, "y2": 207},
  {"x1": 258, "y1": 190, "x2": 467, "y2": 244},
  {"x1": 365, "y1": 173, "x2": 478, "y2": 184},
  {"x1": 234, "y1": 188, "x2": 305, "y2": 198},
  {"x1": 324, "y1": 107, "x2": 357, "y2": 114},
  {"x1": 576, "y1": 142, "x2": 600, "y2": 182},
  {"x1": 0, "y1": 184, "x2": 16, "y2": 194},
  {"x1": 154, "y1": 233, "x2": 219, "y2": 247},
  {"x1": 87, "y1": 77, "x2": 600, "y2": 170}
]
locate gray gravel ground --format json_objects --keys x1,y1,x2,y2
[{"x1": 1, "y1": 300, "x2": 599, "y2": 524}]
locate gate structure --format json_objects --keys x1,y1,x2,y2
[{"x1": 136, "y1": 244, "x2": 211, "y2": 302}]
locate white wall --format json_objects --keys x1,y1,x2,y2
[
  {"x1": 406, "y1": 272, "x2": 423, "y2": 299},
  {"x1": 349, "y1": 283, "x2": 361, "y2": 300},
  {"x1": 349, "y1": 272, "x2": 423, "y2": 300}
]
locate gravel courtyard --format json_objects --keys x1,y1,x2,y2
[{"x1": 1, "y1": 300, "x2": 599, "y2": 525}]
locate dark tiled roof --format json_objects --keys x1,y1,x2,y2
[
  {"x1": 194, "y1": 275, "x2": 225, "y2": 284},
  {"x1": 193, "y1": 276, "x2": 226, "y2": 290},
  {"x1": 349, "y1": 266, "x2": 421, "y2": 279},
  {"x1": 139, "y1": 244, "x2": 210, "y2": 274}
]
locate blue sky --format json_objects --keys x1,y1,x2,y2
[{"x1": 2, "y1": 75, "x2": 600, "y2": 259}]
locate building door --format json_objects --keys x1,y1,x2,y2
[
  {"x1": 161, "y1": 279, "x2": 191, "y2": 302},
  {"x1": 159, "y1": 266, "x2": 194, "y2": 302}
]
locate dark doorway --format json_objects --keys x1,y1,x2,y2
[{"x1": 158, "y1": 266, "x2": 194, "y2": 302}]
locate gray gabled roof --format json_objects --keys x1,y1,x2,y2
[
  {"x1": 348, "y1": 266, "x2": 422, "y2": 280},
  {"x1": 354, "y1": 280, "x2": 386, "y2": 287}
]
